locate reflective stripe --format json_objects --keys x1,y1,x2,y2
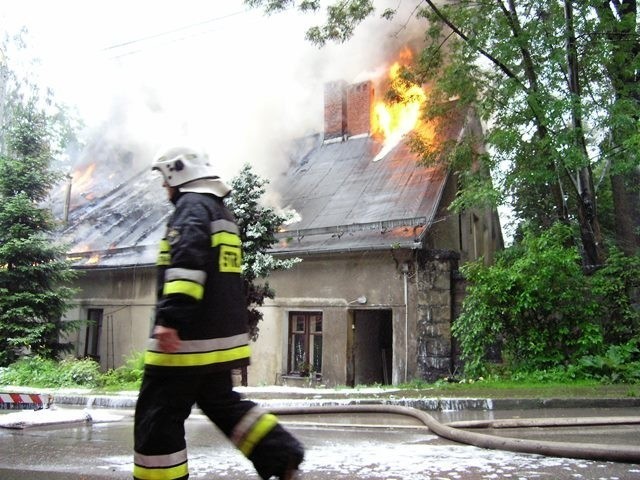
[
  {"x1": 210, "y1": 219, "x2": 239, "y2": 234},
  {"x1": 162, "y1": 268, "x2": 206, "y2": 300},
  {"x1": 238, "y1": 413, "x2": 279, "y2": 456},
  {"x1": 144, "y1": 345, "x2": 251, "y2": 367},
  {"x1": 211, "y1": 219, "x2": 242, "y2": 248},
  {"x1": 134, "y1": 449, "x2": 188, "y2": 468},
  {"x1": 212, "y1": 231, "x2": 242, "y2": 247},
  {"x1": 133, "y1": 462, "x2": 188, "y2": 480},
  {"x1": 147, "y1": 333, "x2": 249, "y2": 353},
  {"x1": 163, "y1": 280, "x2": 204, "y2": 300},
  {"x1": 164, "y1": 268, "x2": 206, "y2": 285},
  {"x1": 133, "y1": 449, "x2": 188, "y2": 480},
  {"x1": 157, "y1": 253, "x2": 171, "y2": 266},
  {"x1": 231, "y1": 406, "x2": 268, "y2": 445},
  {"x1": 157, "y1": 239, "x2": 171, "y2": 266}
]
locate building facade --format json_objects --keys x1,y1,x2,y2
[{"x1": 61, "y1": 80, "x2": 502, "y2": 386}]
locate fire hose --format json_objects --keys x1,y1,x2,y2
[{"x1": 269, "y1": 404, "x2": 640, "y2": 464}]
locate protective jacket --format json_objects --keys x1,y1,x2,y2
[
  {"x1": 134, "y1": 190, "x2": 303, "y2": 480},
  {"x1": 144, "y1": 191, "x2": 251, "y2": 375}
]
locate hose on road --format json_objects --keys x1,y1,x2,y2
[{"x1": 270, "y1": 404, "x2": 640, "y2": 464}]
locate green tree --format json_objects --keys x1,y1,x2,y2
[
  {"x1": 0, "y1": 101, "x2": 79, "y2": 366},
  {"x1": 0, "y1": 35, "x2": 79, "y2": 367},
  {"x1": 418, "y1": 0, "x2": 639, "y2": 266},
  {"x1": 225, "y1": 163, "x2": 301, "y2": 341}
]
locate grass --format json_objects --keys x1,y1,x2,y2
[{"x1": 1, "y1": 356, "x2": 638, "y2": 400}]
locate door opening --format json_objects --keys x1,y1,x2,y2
[
  {"x1": 347, "y1": 309, "x2": 392, "y2": 386},
  {"x1": 84, "y1": 308, "x2": 103, "y2": 362}
]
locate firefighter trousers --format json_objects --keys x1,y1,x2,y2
[{"x1": 133, "y1": 370, "x2": 304, "y2": 480}]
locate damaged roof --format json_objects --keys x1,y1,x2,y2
[
  {"x1": 59, "y1": 169, "x2": 170, "y2": 268},
  {"x1": 270, "y1": 133, "x2": 449, "y2": 255},
  {"x1": 60, "y1": 105, "x2": 469, "y2": 266}
]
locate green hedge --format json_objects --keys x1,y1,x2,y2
[{"x1": 0, "y1": 353, "x2": 144, "y2": 389}]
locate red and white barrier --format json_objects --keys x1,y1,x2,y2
[{"x1": 0, "y1": 393, "x2": 48, "y2": 410}]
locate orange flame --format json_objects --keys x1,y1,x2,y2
[
  {"x1": 86, "y1": 253, "x2": 100, "y2": 265},
  {"x1": 71, "y1": 163, "x2": 97, "y2": 196},
  {"x1": 372, "y1": 52, "x2": 430, "y2": 161}
]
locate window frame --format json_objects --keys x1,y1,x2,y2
[{"x1": 287, "y1": 311, "x2": 323, "y2": 376}]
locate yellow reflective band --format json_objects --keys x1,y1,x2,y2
[
  {"x1": 133, "y1": 461, "x2": 188, "y2": 480},
  {"x1": 211, "y1": 231, "x2": 241, "y2": 247},
  {"x1": 157, "y1": 253, "x2": 171, "y2": 266},
  {"x1": 145, "y1": 345, "x2": 251, "y2": 367},
  {"x1": 157, "y1": 239, "x2": 172, "y2": 266},
  {"x1": 163, "y1": 280, "x2": 204, "y2": 300},
  {"x1": 239, "y1": 413, "x2": 279, "y2": 456}
]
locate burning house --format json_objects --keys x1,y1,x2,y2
[{"x1": 60, "y1": 64, "x2": 502, "y2": 386}]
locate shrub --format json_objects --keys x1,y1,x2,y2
[
  {"x1": 58, "y1": 358, "x2": 102, "y2": 387},
  {"x1": 0, "y1": 356, "x2": 58, "y2": 387},
  {"x1": 577, "y1": 339, "x2": 640, "y2": 384},
  {"x1": 102, "y1": 351, "x2": 144, "y2": 389},
  {"x1": 454, "y1": 223, "x2": 604, "y2": 377},
  {"x1": 0, "y1": 356, "x2": 102, "y2": 388},
  {"x1": 454, "y1": 223, "x2": 640, "y2": 379}
]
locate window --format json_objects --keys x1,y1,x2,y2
[
  {"x1": 288, "y1": 312, "x2": 322, "y2": 376},
  {"x1": 84, "y1": 308, "x2": 103, "y2": 361}
]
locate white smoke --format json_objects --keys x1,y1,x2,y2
[{"x1": 3, "y1": 0, "x2": 428, "y2": 204}]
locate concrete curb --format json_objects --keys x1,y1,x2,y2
[
  {"x1": 3, "y1": 387, "x2": 640, "y2": 412},
  {"x1": 41, "y1": 393, "x2": 640, "y2": 412}
]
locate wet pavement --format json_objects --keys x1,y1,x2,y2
[{"x1": 1, "y1": 404, "x2": 639, "y2": 479}]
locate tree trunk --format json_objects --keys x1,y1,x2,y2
[
  {"x1": 611, "y1": 171, "x2": 640, "y2": 255},
  {"x1": 565, "y1": 0, "x2": 606, "y2": 267},
  {"x1": 597, "y1": 0, "x2": 640, "y2": 256}
]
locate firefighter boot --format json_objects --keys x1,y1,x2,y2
[
  {"x1": 280, "y1": 464, "x2": 301, "y2": 479},
  {"x1": 278, "y1": 449, "x2": 304, "y2": 479}
]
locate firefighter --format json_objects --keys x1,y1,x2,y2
[{"x1": 133, "y1": 146, "x2": 304, "y2": 480}]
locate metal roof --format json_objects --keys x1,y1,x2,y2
[
  {"x1": 59, "y1": 169, "x2": 169, "y2": 267},
  {"x1": 271, "y1": 134, "x2": 449, "y2": 255},
  {"x1": 60, "y1": 108, "x2": 467, "y2": 265}
]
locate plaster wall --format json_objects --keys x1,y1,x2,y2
[
  {"x1": 253, "y1": 250, "x2": 418, "y2": 387},
  {"x1": 64, "y1": 245, "x2": 463, "y2": 386},
  {"x1": 65, "y1": 267, "x2": 155, "y2": 370}
]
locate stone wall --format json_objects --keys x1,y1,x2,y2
[{"x1": 415, "y1": 249, "x2": 461, "y2": 381}]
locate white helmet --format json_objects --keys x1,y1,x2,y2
[{"x1": 152, "y1": 146, "x2": 231, "y2": 197}]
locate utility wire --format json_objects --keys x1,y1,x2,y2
[{"x1": 101, "y1": 8, "x2": 249, "y2": 57}]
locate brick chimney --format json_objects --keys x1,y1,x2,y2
[
  {"x1": 324, "y1": 80, "x2": 347, "y2": 141},
  {"x1": 346, "y1": 80, "x2": 373, "y2": 137}
]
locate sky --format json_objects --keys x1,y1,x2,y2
[{"x1": 0, "y1": 0, "x2": 428, "y2": 188}]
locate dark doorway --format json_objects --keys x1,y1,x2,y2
[
  {"x1": 347, "y1": 309, "x2": 393, "y2": 386},
  {"x1": 84, "y1": 308, "x2": 103, "y2": 361}
]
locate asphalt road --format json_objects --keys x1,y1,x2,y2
[{"x1": 1, "y1": 407, "x2": 639, "y2": 479}]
